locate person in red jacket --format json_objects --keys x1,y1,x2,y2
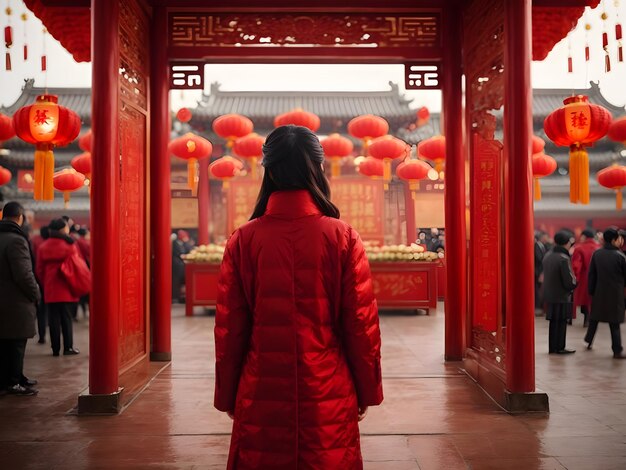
[
  {"x1": 572, "y1": 229, "x2": 600, "y2": 327},
  {"x1": 215, "y1": 125, "x2": 383, "y2": 470},
  {"x1": 35, "y1": 218, "x2": 80, "y2": 356}
]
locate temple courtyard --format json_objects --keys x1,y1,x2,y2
[{"x1": 1, "y1": 304, "x2": 625, "y2": 470}]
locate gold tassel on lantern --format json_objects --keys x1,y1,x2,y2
[
  {"x1": 534, "y1": 178, "x2": 542, "y2": 201},
  {"x1": 616, "y1": 188, "x2": 623, "y2": 210},
  {"x1": 434, "y1": 159, "x2": 444, "y2": 173},
  {"x1": 569, "y1": 145, "x2": 589, "y2": 204},
  {"x1": 34, "y1": 144, "x2": 54, "y2": 201},
  {"x1": 331, "y1": 157, "x2": 341, "y2": 178},
  {"x1": 43, "y1": 147, "x2": 54, "y2": 200},
  {"x1": 187, "y1": 158, "x2": 198, "y2": 196},
  {"x1": 383, "y1": 158, "x2": 391, "y2": 190},
  {"x1": 63, "y1": 191, "x2": 70, "y2": 208}
]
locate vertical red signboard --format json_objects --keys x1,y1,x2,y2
[
  {"x1": 330, "y1": 179, "x2": 385, "y2": 244},
  {"x1": 471, "y1": 134, "x2": 502, "y2": 332},
  {"x1": 227, "y1": 179, "x2": 261, "y2": 234}
]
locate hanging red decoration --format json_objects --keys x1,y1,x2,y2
[
  {"x1": 273, "y1": 108, "x2": 320, "y2": 132},
  {"x1": 20, "y1": 12, "x2": 27, "y2": 61},
  {"x1": 0, "y1": 113, "x2": 15, "y2": 141},
  {"x1": 347, "y1": 115, "x2": 389, "y2": 154},
  {"x1": 597, "y1": 164, "x2": 626, "y2": 210},
  {"x1": 532, "y1": 135, "x2": 546, "y2": 154},
  {"x1": 168, "y1": 132, "x2": 213, "y2": 196},
  {"x1": 357, "y1": 157, "x2": 384, "y2": 178},
  {"x1": 320, "y1": 133, "x2": 354, "y2": 178},
  {"x1": 4, "y1": 3, "x2": 12, "y2": 71},
  {"x1": 78, "y1": 130, "x2": 91, "y2": 152},
  {"x1": 209, "y1": 155, "x2": 243, "y2": 189},
  {"x1": 418, "y1": 135, "x2": 446, "y2": 173},
  {"x1": 532, "y1": 152, "x2": 557, "y2": 201},
  {"x1": 368, "y1": 135, "x2": 408, "y2": 189},
  {"x1": 0, "y1": 165, "x2": 11, "y2": 186},
  {"x1": 12, "y1": 94, "x2": 81, "y2": 201},
  {"x1": 396, "y1": 159, "x2": 431, "y2": 199},
  {"x1": 212, "y1": 113, "x2": 253, "y2": 149},
  {"x1": 544, "y1": 95, "x2": 612, "y2": 204},
  {"x1": 176, "y1": 108, "x2": 192, "y2": 123},
  {"x1": 607, "y1": 116, "x2": 626, "y2": 144},
  {"x1": 233, "y1": 133, "x2": 264, "y2": 180},
  {"x1": 71, "y1": 151, "x2": 92, "y2": 180},
  {"x1": 53, "y1": 168, "x2": 85, "y2": 208},
  {"x1": 41, "y1": 27, "x2": 47, "y2": 72},
  {"x1": 601, "y1": 9, "x2": 611, "y2": 72}
]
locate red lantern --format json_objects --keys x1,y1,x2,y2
[
  {"x1": 169, "y1": 133, "x2": 213, "y2": 196},
  {"x1": 357, "y1": 157, "x2": 384, "y2": 178},
  {"x1": 597, "y1": 164, "x2": 626, "y2": 210},
  {"x1": 320, "y1": 133, "x2": 354, "y2": 178},
  {"x1": 607, "y1": 116, "x2": 626, "y2": 144},
  {"x1": 53, "y1": 168, "x2": 85, "y2": 208},
  {"x1": 212, "y1": 114, "x2": 254, "y2": 149},
  {"x1": 397, "y1": 159, "x2": 431, "y2": 198},
  {"x1": 209, "y1": 155, "x2": 243, "y2": 189},
  {"x1": 369, "y1": 135, "x2": 408, "y2": 189},
  {"x1": 532, "y1": 135, "x2": 545, "y2": 154},
  {"x1": 544, "y1": 95, "x2": 612, "y2": 204},
  {"x1": 233, "y1": 133, "x2": 265, "y2": 180},
  {"x1": 78, "y1": 130, "x2": 91, "y2": 152},
  {"x1": 532, "y1": 152, "x2": 557, "y2": 201},
  {"x1": 176, "y1": 107, "x2": 192, "y2": 123},
  {"x1": 0, "y1": 113, "x2": 15, "y2": 141},
  {"x1": 0, "y1": 165, "x2": 11, "y2": 186},
  {"x1": 274, "y1": 108, "x2": 320, "y2": 132},
  {"x1": 418, "y1": 135, "x2": 446, "y2": 173},
  {"x1": 12, "y1": 94, "x2": 81, "y2": 201},
  {"x1": 347, "y1": 115, "x2": 389, "y2": 153},
  {"x1": 71, "y1": 152, "x2": 92, "y2": 180}
]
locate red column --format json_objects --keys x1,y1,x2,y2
[
  {"x1": 89, "y1": 0, "x2": 120, "y2": 394},
  {"x1": 404, "y1": 183, "x2": 416, "y2": 245},
  {"x1": 442, "y1": 4, "x2": 467, "y2": 360},
  {"x1": 198, "y1": 158, "x2": 210, "y2": 246},
  {"x1": 504, "y1": 0, "x2": 535, "y2": 392},
  {"x1": 150, "y1": 6, "x2": 172, "y2": 361}
]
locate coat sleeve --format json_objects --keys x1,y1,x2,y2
[
  {"x1": 214, "y1": 230, "x2": 252, "y2": 413},
  {"x1": 9, "y1": 237, "x2": 41, "y2": 303},
  {"x1": 340, "y1": 229, "x2": 383, "y2": 407},
  {"x1": 559, "y1": 257, "x2": 577, "y2": 293},
  {"x1": 588, "y1": 253, "x2": 598, "y2": 296},
  {"x1": 571, "y1": 248, "x2": 583, "y2": 279}
]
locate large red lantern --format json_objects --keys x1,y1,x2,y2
[
  {"x1": 532, "y1": 135, "x2": 545, "y2": 154},
  {"x1": 274, "y1": 108, "x2": 320, "y2": 132},
  {"x1": 71, "y1": 152, "x2": 92, "y2": 181},
  {"x1": 396, "y1": 159, "x2": 431, "y2": 199},
  {"x1": 212, "y1": 114, "x2": 253, "y2": 149},
  {"x1": 357, "y1": 157, "x2": 384, "y2": 178},
  {"x1": 78, "y1": 130, "x2": 92, "y2": 152},
  {"x1": 0, "y1": 113, "x2": 15, "y2": 141},
  {"x1": 0, "y1": 165, "x2": 11, "y2": 186},
  {"x1": 607, "y1": 116, "x2": 626, "y2": 144},
  {"x1": 209, "y1": 155, "x2": 243, "y2": 189},
  {"x1": 597, "y1": 165, "x2": 626, "y2": 210},
  {"x1": 320, "y1": 133, "x2": 354, "y2": 178},
  {"x1": 53, "y1": 168, "x2": 85, "y2": 208},
  {"x1": 169, "y1": 133, "x2": 213, "y2": 195},
  {"x1": 532, "y1": 152, "x2": 557, "y2": 201},
  {"x1": 347, "y1": 115, "x2": 389, "y2": 154},
  {"x1": 233, "y1": 133, "x2": 264, "y2": 180},
  {"x1": 544, "y1": 95, "x2": 612, "y2": 204},
  {"x1": 12, "y1": 94, "x2": 81, "y2": 201},
  {"x1": 369, "y1": 135, "x2": 408, "y2": 189},
  {"x1": 418, "y1": 135, "x2": 446, "y2": 173}
]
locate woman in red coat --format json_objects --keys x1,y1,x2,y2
[
  {"x1": 35, "y1": 218, "x2": 81, "y2": 356},
  {"x1": 215, "y1": 125, "x2": 383, "y2": 470},
  {"x1": 572, "y1": 229, "x2": 600, "y2": 327}
]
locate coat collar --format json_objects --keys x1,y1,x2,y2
[
  {"x1": 265, "y1": 190, "x2": 322, "y2": 219},
  {"x1": 0, "y1": 220, "x2": 27, "y2": 239},
  {"x1": 553, "y1": 245, "x2": 571, "y2": 257}
]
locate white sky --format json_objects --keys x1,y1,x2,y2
[{"x1": 0, "y1": 3, "x2": 625, "y2": 113}]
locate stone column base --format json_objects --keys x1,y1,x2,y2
[
  {"x1": 504, "y1": 390, "x2": 550, "y2": 413},
  {"x1": 77, "y1": 387, "x2": 124, "y2": 415},
  {"x1": 150, "y1": 351, "x2": 172, "y2": 361}
]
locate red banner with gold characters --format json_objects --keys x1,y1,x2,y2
[
  {"x1": 470, "y1": 134, "x2": 502, "y2": 333},
  {"x1": 330, "y1": 179, "x2": 384, "y2": 244},
  {"x1": 228, "y1": 179, "x2": 261, "y2": 233}
]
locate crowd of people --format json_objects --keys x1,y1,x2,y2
[
  {"x1": 0, "y1": 202, "x2": 91, "y2": 396},
  {"x1": 536, "y1": 227, "x2": 626, "y2": 358}
]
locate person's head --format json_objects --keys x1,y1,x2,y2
[
  {"x1": 554, "y1": 230, "x2": 574, "y2": 250},
  {"x1": 250, "y1": 125, "x2": 339, "y2": 219},
  {"x1": 48, "y1": 218, "x2": 69, "y2": 235},
  {"x1": 603, "y1": 227, "x2": 623, "y2": 248},
  {"x1": 40, "y1": 226, "x2": 50, "y2": 240},
  {"x1": 430, "y1": 227, "x2": 439, "y2": 236},
  {"x1": 418, "y1": 231, "x2": 426, "y2": 241},
  {"x1": 581, "y1": 229, "x2": 595, "y2": 241},
  {"x1": 77, "y1": 227, "x2": 88, "y2": 237},
  {"x1": 177, "y1": 229, "x2": 190, "y2": 242},
  {"x1": 61, "y1": 215, "x2": 74, "y2": 227},
  {"x1": 1, "y1": 201, "x2": 25, "y2": 226}
]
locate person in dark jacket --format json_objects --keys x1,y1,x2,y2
[
  {"x1": 584, "y1": 228, "x2": 626, "y2": 358},
  {"x1": 36, "y1": 218, "x2": 81, "y2": 356},
  {"x1": 0, "y1": 202, "x2": 41, "y2": 395},
  {"x1": 543, "y1": 231, "x2": 577, "y2": 354},
  {"x1": 534, "y1": 231, "x2": 549, "y2": 313}
]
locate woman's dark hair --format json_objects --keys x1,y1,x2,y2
[{"x1": 250, "y1": 125, "x2": 340, "y2": 219}]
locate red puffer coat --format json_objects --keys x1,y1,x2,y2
[
  {"x1": 36, "y1": 235, "x2": 80, "y2": 303},
  {"x1": 215, "y1": 190, "x2": 383, "y2": 470}
]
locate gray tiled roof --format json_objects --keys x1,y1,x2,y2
[
  {"x1": 532, "y1": 81, "x2": 625, "y2": 117},
  {"x1": 0, "y1": 149, "x2": 79, "y2": 169}
]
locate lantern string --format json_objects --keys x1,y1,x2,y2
[
  {"x1": 20, "y1": 11, "x2": 26, "y2": 61},
  {"x1": 616, "y1": 0, "x2": 623, "y2": 62},
  {"x1": 601, "y1": 1, "x2": 611, "y2": 73},
  {"x1": 41, "y1": 27, "x2": 47, "y2": 90},
  {"x1": 567, "y1": 36, "x2": 573, "y2": 73}
]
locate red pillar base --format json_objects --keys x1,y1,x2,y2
[
  {"x1": 150, "y1": 351, "x2": 172, "y2": 362},
  {"x1": 77, "y1": 387, "x2": 124, "y2": 415}
]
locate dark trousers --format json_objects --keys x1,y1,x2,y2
[
  {"x1": 0, "y1": 338, "x2": 27, "y2": 388},
  {"x1": 585, "y1": 320, "x2": 623, "y2": 354},
  {"x1": 48, "y1": 302, "x2": 74, "y2": 354},
  {"x1": 548, "y1": 319, "x2": 567, "y2": 353},
  {"x1": 36, "y1": 298, "x2": 47, "y2": 341}
]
